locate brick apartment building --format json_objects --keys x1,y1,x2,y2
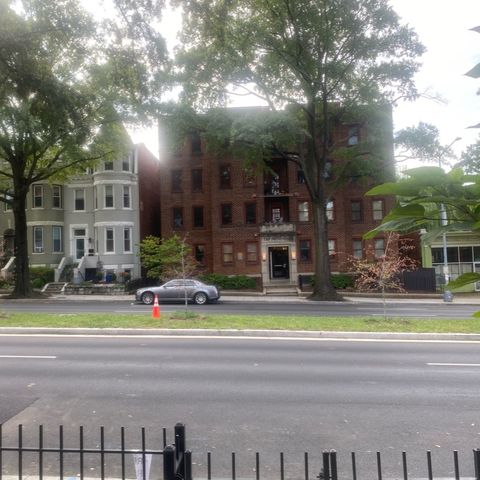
[{"x1": 158, "y1": 107, "x2": 395, "y2": 292}]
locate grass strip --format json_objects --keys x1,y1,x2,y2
[{"x1": 0, "y1": 312, "x2": 479, "y2": 333}]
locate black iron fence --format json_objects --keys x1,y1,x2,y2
[
  {"x1": 1, "y1": 423, "x2": 480, "y2": 479},
  {"x1": 0, "y1": 423, "x2": 190, "y2": 480}
]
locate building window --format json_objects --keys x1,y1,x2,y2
[
  {"x1": 353, "y1": 239, "x2": 363, "y2": 259},
  {"x1": 52, "y1": 226, "x2": 63, "y2": 253},
  {"x1": 326, "y1": 200, "x2": 335, "y2": 222},
  {"x1": 52, "y1": 185, "x2": 62, "y2": 209},
  {"x1": 191, "y1": 169, "x2": 203, "y2": 192},
  {"x1": 245, "y1": 202, "x2": 256, "y2": 225},
  {"x1": 219, "y1": 165, "x2": 232, "y2": 189},
  {"x1": 328, "y1": 239, "x2": 336, "y2": 257},
  {"x1": 348, "y1": 125, "x2": 359, "y2": 146},
  {"x1": 105, "y1": 227, "x2": 114, "y2": 253},
  {"x1": 222, "y1": 243, "x2": 234, "y2": 265},
  {"x1": 299, "y1": 239, "x2": 311, "y2": 262},
  {"x1": 123, "y1": 227, "x2": 132, "y2": 253},
  {"x1": 4, "y1": 191, "x2": 12, "y2": 211},
  {"x1": 374, "y1": 238, "x2": 385, "y2": 258},
  {"x1": 221, "y1": 203, "x2": 232, "y2": 225},
  {"x1": 123, "y1": 185, "x2": 131, "y2": 209},
  {"x1": 351, "y1": 200, "x2": 363, "y2": 222},
  {"x1": 195, "y1": 244, "x2": 205, "y2": 265},
  {"x1": 171, "y1": 169, "x2": 182, "y2": 192},
  {"x1": 74, "y1": 189, "x2": 85, "y2": 211},
  {"x1": 173, "y1": 207, "x2": 183, "y2": 229},
  {"x1": 297, "y1": 168, "x2": 306, "y2": 184},
  {"x1": 122, "y1": 155, "x2": 131, "y2": 172},
  {"x1": 191, "y1": 131, "x2": 202, "y2": 154},
  {"x1": 193, "y1": 206, "x2": 204, "y2": 228},
  {"x1": 246, "y1": 242, "x2": 258, "y2": 263},
  {"x1": 104, "y1": 185, "x2": 114, "y2": 208},
  {"x1": 32, "y1": 184, "x2": 43, "y2": 208},
  {"x1": 372, "y1": 199, "x2": 384, "y2": 221},
  {"x1": 33, "y1": 226, "x2": 44, "y2": 253},
  {"x1": 104, "y1": 160, "x2": 114, "y2": 171},
  {"x1": 298, "y1": 201, "x2": 310, "y2": 222}
]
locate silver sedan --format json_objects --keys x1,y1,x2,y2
[{"x1": 135, "y1": 279, "x2": 221, "y2": 305}]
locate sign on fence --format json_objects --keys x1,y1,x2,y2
[{"x1": 133, "y1": 453, "x2": 152, "y2": 480}]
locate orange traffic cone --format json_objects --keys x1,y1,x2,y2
[{"x1": 152, "y1": 294, "x2": 160, "y2": 319}]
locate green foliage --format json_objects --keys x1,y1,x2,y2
[
  {"x1": 139, "y1": 235, "x2": 198, "y2": 281},
  {"x1": 30, "y1": 267, "x2": 54, "y2": 288},
  {"x1": 198, "y1": 273, "x2": 257, "y2": 290},
  {"x1": 173, "y1": 0, "x2": 424, "y2": 300},
  {"x1": 0, "y1": 0, "x2": 169, "y2": 297},
  {"x1": 330, "y1": 274, "x2": 355, "y2": 290}
]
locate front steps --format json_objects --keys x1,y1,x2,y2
[{"x1": 263, "y1": 284, "x2": 299, "y2": 296}]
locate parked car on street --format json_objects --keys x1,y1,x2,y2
[{"x1": 135, "y1": 279, "x2": 221, "y2": 305}]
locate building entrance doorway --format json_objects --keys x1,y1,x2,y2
[{"x1": 269, "y1": 246, "x2": 289, "y2": 279}]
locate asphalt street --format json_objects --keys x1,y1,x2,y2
[
  {"x1": 1, "y1": 334, "x2": 480, "y2": 479},
  {"x1": 0, "y1": 295, "x2": 479, "y2": 318}
]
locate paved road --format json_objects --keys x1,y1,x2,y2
[
  {"x1": 1, "y1": 334, "x2": 480, "y2": 478},
  {"x1": 0, "y1": 296, "x2": 478, "y2": 318}
]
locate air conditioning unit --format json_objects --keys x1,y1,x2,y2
[{"x1": 34, "y1": 247, "x2": 43, "y2": 253}]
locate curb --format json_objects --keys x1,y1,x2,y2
[{"x1": 1, "y1": 327, "x2": 480, "y2": 342}]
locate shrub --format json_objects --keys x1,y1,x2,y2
[
  {"x1": 30, "y1": 266, "x2": 54, "y2": 289},
  {"x1": 199, "y1": 273, "x2": 257, "y2": 290},
  {"x1": 330, "y1": 273, "x2": 355, "y2": 289},
  {"x1": 125, "y1": 277, "x2": 158, "y2": 293}
]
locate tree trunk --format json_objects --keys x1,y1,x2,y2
[
  {"x1": 12, "y1": 189, "x2": 32, "y2": 297},
  {"x1": 309, "y1": 197, "x2": 341, "y2": 301},
  {"x1": 303, "y1": 98, "x2": 341, "y2": 301}
]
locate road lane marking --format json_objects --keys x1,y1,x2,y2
[
  {"x1": 427, "y1": 362, "x2": 480, "y2": 367},
  {"x1": 0, "y1": 355, "x2": 56, "y2": 359}
]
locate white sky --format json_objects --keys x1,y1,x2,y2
[{"x1": 128, "y1": 0, "x2": 480, "y2": 164}]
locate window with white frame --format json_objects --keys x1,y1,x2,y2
[
  {"x1": 33, "y1": 226, "x2": 44, "y2": 253},
  {"x1": 328, "y1": 239, "x2": 336, "y2": 257},
  {"x1": 52, "y1": 185, "x2": 62, "y2": 208},
  {"x1": 52, "y1": 226, "x2": 63, "y2": 253},
  {"x1": 104, "y1": 185, "x2": 114, "y2": 208},
  {"x1": 74, "y1": 189, "x2": 85, "y2": 211},
  {"x1": 123, "y1": 185, "x2": 131, "y2": 208},
  {"x1": 348, "y1": 125, "x2": 359, "y2": 145},
  {"x1": 4, "y1": 191, "x2": 12, "y2": 211},
  {"x1": 372, "y1": 199, "x2": 384, "y2": 221},
  {"x1": 298, "y1": 201, "x2": 310, "y2": 222},
  {"x1": 374, "y1": 238, "x2": 385, "y2": 257},
  {"x1": 353, "y1": 239, "x2": 363, "y2": 259},
  {"x1": 326, "y1": 200, "x2": 335, "y2": 221},
  {"x1": 122, "y1": 155, "x2": 131, "y2": 172},
  {"x1": 123, "y1": 227, "x2": 132, "y2": 253},
  {"x1": 32, "y1": 185, "x2": 43, "y2": 208},
  {"x1": 105, "y1": 227, "x2": 114, "y2": 253}
]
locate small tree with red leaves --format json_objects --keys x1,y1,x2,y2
[{"x1": 348, "y1": 233, "x2": 418, "y2": 319}]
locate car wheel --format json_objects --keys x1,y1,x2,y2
[
  {"x1": 141, "y1": 291, "x2": 155, "y2": 305},
  {"x1": 193, "y1": 292, "x2": 208, "y2": 305}
]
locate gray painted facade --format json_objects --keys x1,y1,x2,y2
[{"x1": 0, "y1": 149, "x2": 143, "y2": 282}]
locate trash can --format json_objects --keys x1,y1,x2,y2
[{"x1": 443, "y1": 290, "x2": 454, "y2": 303}]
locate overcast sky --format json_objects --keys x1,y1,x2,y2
[{"x1": 128, "y1": 0, "x2": 480, "y2": 164}]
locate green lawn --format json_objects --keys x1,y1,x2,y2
[{"x1": 0, "y1": 311, "x2": 479, "y2": 333}]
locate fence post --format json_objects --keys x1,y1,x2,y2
[
  {"x1": 474, "y1": 449, "x2": 480, "y2": 480},
  {"x1": 330, "y1": 451, "x2": 338, "y2": 480},
  {"x1": 175, "y1": 423, "x2": 186, "y2": 460},
  {"x1": 163, "y1": 445, "x2": 176, "y2": 480},
  {"x1": 185, "y1": 450, "x2": 193, "y2": 480}
]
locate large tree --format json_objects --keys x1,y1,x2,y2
[
  {"x1": 0, "y1": 0, "x2": 168, "y2": 297},
  {"x1": 173, "y1": 0, "x2": 424, "y2": 300}
]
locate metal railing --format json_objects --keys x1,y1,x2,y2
[
  {"x1": 0, "y1": 423, "x2": 190, "y2": 480},
  {"x1": 1, "y1": 423, "x2": 480, "y2": 479}
]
